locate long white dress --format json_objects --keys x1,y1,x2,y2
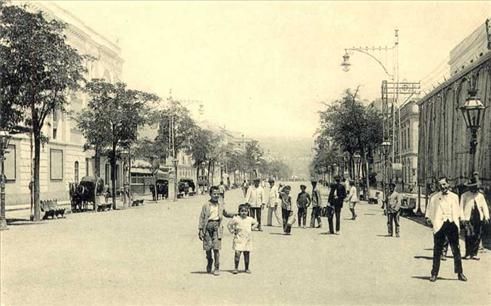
[{"x1": 228, "y1": 216, "x2": 258, "y2": 251}]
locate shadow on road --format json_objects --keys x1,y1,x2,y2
[
  {"x1": 7, "y1": 218, "x2": 46, "y2": 226},
  {"x1": 411, "y1": 276, "x2": 455, "y2": 281},
  {"x1": 376, "y1": 234, "x2": 392, "y2": 238},
  {"x1": 364, "y1": 213, "x2": 377, "y2": 215},
  {"x1": 414, "y1": 255, "x2": 433, "y2": 260}
]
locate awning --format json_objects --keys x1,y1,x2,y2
[{"x1": 131, "y1": 167, "x2": 153, "y2": 175}]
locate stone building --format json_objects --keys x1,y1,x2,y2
[{"x1": 3, "y1": 3, "x2": 124, "y2": 206}]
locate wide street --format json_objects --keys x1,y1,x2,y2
[{"x1": 1, "y1": 182, "x2": 490, "y2": 306}]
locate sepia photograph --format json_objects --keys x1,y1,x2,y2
[{"x1": 0, "y1": 1, "x2": 490, "y2": 305}]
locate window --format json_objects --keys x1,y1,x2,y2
[
  {"x1": 4, "y1": 144, "x2": 16, "y2": 181},
  {"x1": 50, "y1": 149, "x2": 63, "y2": 180},
  {"x1": 105, "y1": 163, "x2": 111, "y2": 186},
  {"x1": 74, "y1": 161, "x2": 79, "y2": 183},
  {"x1": 85, "y1": 158, "x2": 90, "y2": 176},
  {"x1": 52, "y1": 110, "x2": 59, "y2": 140}
]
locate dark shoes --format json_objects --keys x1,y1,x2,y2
[
  {"x1": 441, "y1": 256, "x2": 447, "y2": 261},
  {"x1": 430, "y1": 274, "x2": 467, "y2": 282}
]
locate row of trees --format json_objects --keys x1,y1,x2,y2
[
  {"x1": 311, "y1": 88, "x2": 384, "y2": 183},
  {"x1": 0, "y1": 3, "x2": 291, "y2": 221}
]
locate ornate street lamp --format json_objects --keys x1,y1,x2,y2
[
  {"x1": 341, "y1": 51, "x2": 351, "y2": 72},
  {"x1": 381, "y1": 140, "x2": 392, "y2": 215},
  {"x1": 460, "y1": 89, "x2": 486, "y2": 175},
  {"x1": 0, "y1": 130, "x2": 12, "y2": 230}
]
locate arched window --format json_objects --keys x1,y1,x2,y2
[{"x1": 74, "y1": 161, "x2": 79, "y2": 183}]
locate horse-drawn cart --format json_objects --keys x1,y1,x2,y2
[{"x1": 69, "y1": 176, "x2": 111, "y2": 212}]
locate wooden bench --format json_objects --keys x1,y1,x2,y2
[
  {"x1": 40, "y1": 200, "x2": 66, "y2": 219},
  {"x1": 131, "y1": 199, "x2": 144, "y2": 206}
]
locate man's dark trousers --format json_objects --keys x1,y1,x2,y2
[
  {"x1": 327, "y1": 206, "x2": 342, "y2": 233},
  {"x1": 432, "y1": 221, "x2": 463, "y2": 276},
  {"x1": 249, "y1": 207, "x2": 262, "y2": 228},
  {"x1": 387, "y1": 211, "x2": 400, "y2": 236},
  {"x1": 465, "y1": 207, "x2": 483, "y2": 257}
]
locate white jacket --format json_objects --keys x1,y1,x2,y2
[
  {"x1": 460, "y1": 191, "x2": 490, "y2": 221},
  {"x1": 426, "y1": 191, "x2": 463, "y2": 233},
  {"x1": 267, "y1": 184, "x2": 279, "y2": 208},
  {"x1": 245, "y1": 186, "x2": 266, "y2": 208}
]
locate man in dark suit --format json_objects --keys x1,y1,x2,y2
[{"x1": 327, "y1": 176, "x2": 347, "y2": 234}]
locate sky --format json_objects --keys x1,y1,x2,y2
[{"x1": 50, "y1": 1, "x2": 490, "y2": 139}]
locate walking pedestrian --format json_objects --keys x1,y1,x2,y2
[
  {"x1": 227, "y1": 204, "x2": 259, "y2": 274},
  {"x1": 296, "y1": 185, "x2": 311, "y2": 228},
  {"x1": 460, "y1": 177, "x2": 490, "y2": 260},
  {"x1": 346, "y1": 180, "x2": 359, "y2": 220},
  {"x1": 310, "y1": 181, "x2": 322, "y2": 228},
  {"x1": 218, "y1": 180, "x2": 226, "y2": 204},
  {"x1": 242, "y1": 180, "x2": 249, "y2": 197},
  {"x1": 329, "y1": 176, "x2": 346, "y2": 234},
  {"x1": 280, "y1": 185, "x2": 293, "y2": 234},
  {"x1": 198, "y1": 186, "x2": 236, "y2": 276},
  {"x1": 245, "y1": 178, "x2": 266, "y2": 231},
  {"x1": 425, "y1": 182, "x2": 449, "y2": 260},
  {"x1": 326, "y1": 183, "x2": 336, "y2": 234},
  {"x1": 386, "y1": 183, "x2": 402, "y2": 237},
  {"x1": 266, "y1": 178, "x2": 282, "y2": 226},
  {"x1": 425, "y1": 177, "x2": 467, "y2": 282}
]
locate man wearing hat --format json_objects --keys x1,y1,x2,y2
[
  {"x1": 329, "y1": 176, "x2": 346, "y2": 234},
  {"x1": 245, "y1": 178, "x2": 266, "y2": 231},
  {"x1": 386, "y1": 183, "x2": 402, "y2": 237},
  {"x1": 460, "y1": 176, "x2": 490, "y2": 260},
  {"x1": 266, "y1": 178, "x2": 281, "y2": 226},
  {"x1": 425, "y1": 176, "x2": 467, "y2": 282}
]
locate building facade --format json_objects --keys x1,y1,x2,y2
[
  {"x1": 4, "y1": 3, "x2": 124, "y2": 206},
  {"x1": 399, "y1": 101, "x2": 419, "y2": 192}
]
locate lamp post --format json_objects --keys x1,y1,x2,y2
[
  {"x1": 0, "y1": 130, "x2": 12, "y2": 230},
  {"x1": 173, "y1": 158, "x2": 178, "y2": 202},
  {"x1": 381, "y1": 141, "x2": 392, "y2": 215},
  {"x1": 120, "y1": 148, "x2": 129, "y2": 208},
  {"x1": 459, "y1": 88, "x2": 486, "y2": 176}
]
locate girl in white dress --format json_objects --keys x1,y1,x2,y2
[{"x1": 227, "y1": 204, "x2": 259, "y2": 274}]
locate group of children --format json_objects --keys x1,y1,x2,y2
[{"x1": 199, "y1": 181, "x2": 336, "y2": 276}]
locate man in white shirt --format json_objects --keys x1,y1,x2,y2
[
  {"x1": 266, "y1": 178, "x2": 281, "y2": 226},
  {"x1": 245, "y1": 178, "x2": 266, "y2": 231},
  {"x1": 426, "y1": 177, "x2": 466, "y2": 282},
  {"x1": 460, "y1": 177, "x2": 490, "y2": 260}
]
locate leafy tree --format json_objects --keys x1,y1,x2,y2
[
  {"x1": 189, "y1": 127, "x2": 215, "y2": 183},
  {"x1": 317, "y1": 88, "x2": 383, "y2": 179},
  {"x1": 243, "y1": 140, "x2": 263, "y2": 179},
  {"x1": 0, "y1": 3, "x2": 86, "y2": 221},
  {"x1": 78, "y1": 79, "x2": 159, "y2": 209},
  {"x1": 156, "y1": 99, "x2": 197, "y2": 196}
]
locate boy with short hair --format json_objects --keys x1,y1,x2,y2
[{"x1": 296, "y1": 185, "x2": 311, "y2": 228}]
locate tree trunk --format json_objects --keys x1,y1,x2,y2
[
  {"x1": 95, "y1": 147, "x2": 101, "y2": 177},
  {"x1": 111, "y1": 142, "x2": 117, "y2": 210},
  {"x1": 207, "y1": 160, "x2": 213, "y2": 187},
  {"x1": 33, "y1": 131, "x2": 41, "y2": 221}
]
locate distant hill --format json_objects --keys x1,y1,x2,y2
[{"x1": 255, "y1": 136, "x2": 314, "y2": 179}]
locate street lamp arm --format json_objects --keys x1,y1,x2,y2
[{"x1": 345, "y1": 48, "x2": 393, "y2": 79}]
